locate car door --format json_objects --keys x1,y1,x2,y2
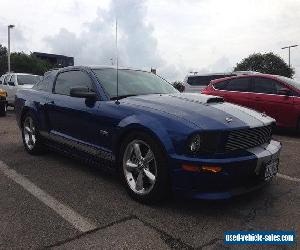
[
  {"x1": 2, "y1": 74, "x2": 10, "y2": 102},
  {"x1": 45, "y1": 69, "x2": 97, "y2": 143},
  {"x1": 251, "y1": 76, "x2": 294, "y2": 126},
  {"x1": 7, "y1": 74, "x2": 17, "y2": 104},
  {"x1": 215, "y1": 77, "x2": 252, "y2": 108}
]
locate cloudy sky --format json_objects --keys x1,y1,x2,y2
[{"x1": 0, "y1": 0, "x2": 299, "y2": 81}]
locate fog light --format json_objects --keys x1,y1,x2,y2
[
  {"x1": 201, "y1": 166, "x2": 222, "y2": 173},
  {"x1": 182, "y1": 164, "x2": 201, "y2": 172},
  {"x1": 182, "y1": 164, "x2": 222, "y2": 173}
]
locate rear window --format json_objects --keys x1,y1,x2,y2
[
  {"x1": 17, "y1": 75, "x2": 41, "y2": 85},
  {"x1": 277, "y1": 76, "x2": 300, "y2": 90},
  {"x1": 187, "y1": 75, "x2": 235, "y2": 86},
  {"x1": 214, "y1": 80, "x2": 229, "y2": 90}
]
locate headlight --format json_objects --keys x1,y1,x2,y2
[{"x1": 187, "y1": 134, "x2": 201, "y2": 153}]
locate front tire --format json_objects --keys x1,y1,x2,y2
[
  {"x1": 22, "y1": 112, "x2": 44, "y2": 155},
  {"x1": 119, "y1": 132, "x2": 170, "y2": 203},
  {"x1": 0, "y1": 102, "x2": 7, "y2": 117}
]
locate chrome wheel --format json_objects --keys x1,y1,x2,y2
[
  {"x1": 123, "y1": 140, "x2": 157, "y2": 195},
  {"x1": 23, "y1": 116, "x2": 36, "y2": 150}
]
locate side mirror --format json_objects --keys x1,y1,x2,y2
[
  {"x1": 277, "y1": 88, "x2": 290, "y2": 96},
  {"x1": 70, "y1": 87, "x2": 97, "y2": 99},
  {"x1": 8, "y1": 81, "x2": 15, "y2": 86}
]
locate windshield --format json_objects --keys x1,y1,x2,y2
[
  {"x1": 92, "y1": 68, "x2": 178, "y2": 99},
  {"x1": 277, "y1": 76, "x2": 300, "y2": 90},
  {"x1": 17, "y1": 75, "x2": 41, "y2": 85}
]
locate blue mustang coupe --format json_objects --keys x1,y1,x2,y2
[{"x1": 15, "y1": 66, "x2": 281, "y2": 203}]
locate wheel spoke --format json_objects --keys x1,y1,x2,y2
[
  {"x1": 135, "y1": 171, "x2": 144, "y2": 191},
  {"x1": 133, "y1": 143, "x2": 142, "y2": 160},
  {"x1": 143, "y1": 169, "x2": 156, "y2": 184},
  {"x1": 29, "y1": 118, "x2": 33, "y2": 130},
  {"x1": 24, "y1": 126, "x2": 31, "y2": 133},
  {"x1": 144, "y1": 149, "x2": 154, "y2": 164},
  {"x1": 125, "y1": 160, "x2": 138, "y2": 172},
  {"x1": 28, "y1": 134, "x2": 34, "y2": 145}
]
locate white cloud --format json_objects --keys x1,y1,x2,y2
[{"x1": 0, "y1": 0, "x2": 299, "y2": 81}]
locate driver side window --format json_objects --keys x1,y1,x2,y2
[{"x1": 54, "y1": 70, "x2": 93, "y2": 96}]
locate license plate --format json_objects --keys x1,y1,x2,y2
[{"x1": 264, "y1": 159, "x2": 279, "y2": 180}]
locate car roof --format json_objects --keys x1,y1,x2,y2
[
  {"x1": 211, "y1": 73, "x2": 279, "y2": 84},
  {"x1": 57, "y1": 65, "x2": 151, "y2": 74},
  {"x1": 2, "y1": 73, "x2": 40, "y2": 77},
  {"x1": 186, "y1": 72, "x2": 233, "y2": 77}
]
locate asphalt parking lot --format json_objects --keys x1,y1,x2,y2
[{"x1": 0, "y1": 109, "x2": 299, "y2": 249}]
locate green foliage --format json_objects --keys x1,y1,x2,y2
[
  {"x1": 0, "y1": 44, "x2": 7, "y2": 56},
  {"x1": 234, "y1": 52, "x2": 295, "y2": 78},
  {"x1": 0, "y1": 44, "x2": 52, "y2": 76}
]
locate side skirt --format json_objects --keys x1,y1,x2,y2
[{"x1": 40, "y1": 131, "x2": 116, "y2": 170}]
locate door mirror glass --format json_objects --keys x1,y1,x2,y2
[
  {"x1": 277, "y1": 88, "x2": 290, "y2": 96},
  {"x1": 8, "y1": 81, "x2": 15, "y2": 86},
  {"x1": 70, "y1": 87, "x2": 97, "y2": 99}
]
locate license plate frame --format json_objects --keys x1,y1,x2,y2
[{"x1": 263, "y1": 159, "x2": 279, "y2": 180}]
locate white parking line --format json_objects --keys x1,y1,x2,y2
[
  {"x1": 0, "y1": 161, "x2": 97, "y2": 233},
  {"x1": 277, "y1": 173, "x2": 300, "y2": 183}
]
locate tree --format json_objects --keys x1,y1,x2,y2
[
  {"x1": 0, "y1": 44, "x2": 53, "y2": 76},
  {"x1": 0, "y1": 44, "x2": 7, "y2": 56},
  {"x1": 234, "y1": 52, "x2": 295, "y2": 78}
]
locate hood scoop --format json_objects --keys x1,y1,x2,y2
[{"x1": 169, "y1": 93, "x2": 224, "y2": 104}]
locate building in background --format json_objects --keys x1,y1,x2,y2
[{"x1": 33, "y1": 52, "x2": 74, "y2": 67}]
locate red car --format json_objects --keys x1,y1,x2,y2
[{"x1": 202, "y1": 74, "x2": 300, "y2": 130}]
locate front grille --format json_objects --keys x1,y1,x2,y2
[{"x1": 225, "y1": 125, "x2": 272, "y2": 151}]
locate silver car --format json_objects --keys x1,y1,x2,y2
[{"x1": 0, "y1": 73, "x2": 41, "y2": 106}]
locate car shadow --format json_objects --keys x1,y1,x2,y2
[{"x1": 273, "y1": 127, "x2": 300, "y2": 138}]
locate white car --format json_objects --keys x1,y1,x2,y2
[
  {"x1": 0, "y1": 73, "x2": 41, "y2": 106},
  {"x1": 182, "y1": 71, "x2": 260, "y2": 93}
]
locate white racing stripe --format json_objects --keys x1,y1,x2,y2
[
  {"x1": 277, "y1": 173, "x2": 300, "y2": 182},
  {"x1": 0, "y1": 161, "x2": 97, "y2": 232}
]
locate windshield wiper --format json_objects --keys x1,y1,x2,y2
[{"x1": 110, "y1": 94, "x2": 137, "y2": 100}]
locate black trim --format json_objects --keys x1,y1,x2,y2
[{"x1": 40, "y1": 131, "x2": 115, "y2": 161}]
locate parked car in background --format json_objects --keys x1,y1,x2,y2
[
  {"x1": 182, "y1": 71, "x2": 261, "y2": 93},
  {"x1": 0, "y1": 73, "x2": 41, "y2": 106},
  {"x1": 183, "y1": 72, "x2": 236, "y2": 92},
  {"x1": 0, "y1": 88, "x2": 7, "y2": 116},
  {"x1": 202, "y1": 74, "x2": 300, "y2": 130},
  {"x1": 15, "y1": 66, "x2": 281, "y2": 203}
]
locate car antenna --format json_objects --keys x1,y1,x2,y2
[{"x1": 115, "y1": 19, "x2": 120, "y2": 105}]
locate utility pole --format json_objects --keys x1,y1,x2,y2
[
  {"x1": 8, "y1": 24, "x2": 15, "y2": 73},
  {"x1": 282, "y1": 44, "x2": 298, "y2": 68}
]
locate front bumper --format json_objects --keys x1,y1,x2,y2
[{"x1": 169, "y1": 140, "x2": 281, "y2": 200}]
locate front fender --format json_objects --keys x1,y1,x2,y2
[{"x1": 114, "y1": 114, "x2": 176, "y2": 156}]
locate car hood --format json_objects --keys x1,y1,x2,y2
[{"x1": 121, "y1": 93, "x2": 274, "y2": 130}]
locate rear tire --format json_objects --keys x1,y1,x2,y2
[
  {"x1": 119, "y1": 132, "x2": 170, "y2": 203},
  {"x1": 0, "y1": 102, "x2": 6, "y2": 117},
  {"x1": 21, "y1": 112, "x2": 44, "y2": 155}
]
